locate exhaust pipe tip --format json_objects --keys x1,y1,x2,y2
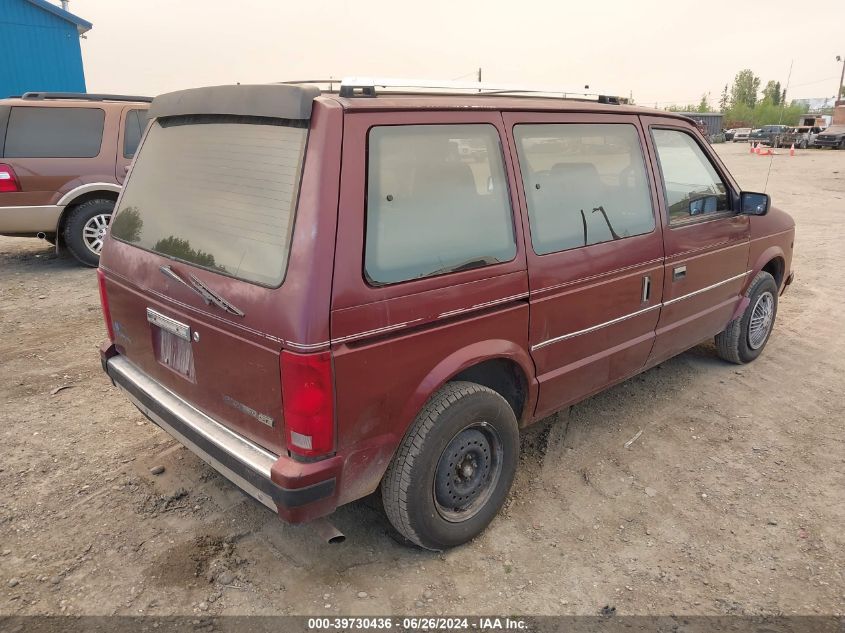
[
  {"x1": 311, "y1": 517, "x2": 346, "y2": 544},
  {"x1": 37, "y1": 232, "x2": 47, "y2": 240}
]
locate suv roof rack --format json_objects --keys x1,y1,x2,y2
[
  {"x1": 21, "y1": 92, "x2": 153, "y2": 103},
  {"x1": 304, "y1": 77, "x2": 624, "y2": 104}
]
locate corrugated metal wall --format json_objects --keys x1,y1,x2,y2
[
  {"x1": 0, "y1": 0, "x2": 86, "y2": 97},
  {"x1": 675, "y1": 112, "x2": 725, "y2": 137}
]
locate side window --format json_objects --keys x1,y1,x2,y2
[
  {"x1": 651, "y1": 128, "x2": 730, "y2": 225},
  {"x1": 123, "y1": 109, "x2": 149, "y2": 158},
  {"x1": 513, "y1": 123, "x2": 655, "y2": 255},
  {"x1": 4, "y1": 107, "x2": 105, "y2": 158},
  {"x1": 365, "y1": 124, "x2": 516, "y2": 285}
]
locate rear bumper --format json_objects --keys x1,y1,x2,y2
[
  {"x1": 103, "y1": 351, "x2": 340, "y2": 522},
  {"x1": 0, "y1": 204, "x2": 62, "y2": 234}
]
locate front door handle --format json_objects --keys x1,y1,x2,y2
[
  {"x1": 641, "y1": 275, "x2": 651, "y2": 304},
  {"x1": 673, "y1": 266, "x2": 687, "y2": 281}
]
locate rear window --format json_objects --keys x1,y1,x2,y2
[
  {"x1": 110, "y1": 115, "x2": 307, "y2": 287},
  {"x1": 4, "y1": 106, "x2": 104, "y2": 158}
]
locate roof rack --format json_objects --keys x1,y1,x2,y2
[
  {"x1": 322, "y1": 77, "x2": 624, "y2": 104},
  {"x1": 21, "y1": 92, "x2": 153, "y2": 103}
]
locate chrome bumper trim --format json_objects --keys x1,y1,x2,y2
[{"x1": 107, "y1": 355, "x2": 279, "y2": 510}]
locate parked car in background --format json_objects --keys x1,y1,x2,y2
[
  {"x1": 750, "y1": 124, "x2": 789, "y2": 147},
  {"x1": 723, "y1": 129, "x2": 736, "y2": 141},
  {"x1": 814, "y1": 125, "x2": 845, "y2": 149},
  {"x1": 98, "y1": 79, "x2": 795, "y2": 550},
  {"x1": 733, "y1": 128, "x2": 751, "y2": 142},
  {"x1": 777, "y1": 126, "x2": 823, "y2": 149},
  {"x1": 0, "y1": 92, "x2": 151, "y2": 266}
]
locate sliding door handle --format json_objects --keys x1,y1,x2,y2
[
  {"x1": 641, "y1": 275, "x2": 651, "y2": 303},
  {"x1": 673, "y1": 266, "x2": 687, "y2": 281}
]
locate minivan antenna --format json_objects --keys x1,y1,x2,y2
[{"x1": 764, "y1": 59, "x2": 793, "y2": 193}]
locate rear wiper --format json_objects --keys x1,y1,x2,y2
[
  {"x1": 158, "y1": 265, "x2": 244, "y2": 317},
  {"x1": 188, "y1": 274, "x2": 245, "y2": 317},
  {"x1": 159, "y1": 265, "x2": 211, "y2": 306}
]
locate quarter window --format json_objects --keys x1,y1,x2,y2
[
  {"x1": 123, "y1": 109, "x2": 149, "y2": 158},
  {"x1": 4, "y1": 107, "x2": 104, "y2": 158},
  {"x1": 651, "y1": 128, "x2": 730, "y2": 224},
  {"x1": 513, "y1": 124, "x2": 655, "y2": 255},
  {"x1": 365, "y1": 124, "x2": 516, "y2": 285}
]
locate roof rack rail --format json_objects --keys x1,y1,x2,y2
[
  {"x1": 332, "y1": 77, "x2": 624, "y2": 104},
  {"x1": 21, "y1": 92, "x2": 153, "y2": 103}
]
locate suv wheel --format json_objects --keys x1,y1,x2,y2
[
  {"x1": 63, "y1": 199, "x2": 115, "y2": 267},
  {"x1": 381, "y1": 381, "x2": 519, "y2": 550},
  {"x1": 715, "y1": 271, "x2": 778, "y2": 364}
]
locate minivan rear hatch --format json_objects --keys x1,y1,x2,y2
[{"x1": 99, "y1": 84, "x2": 320, "y2": 455}]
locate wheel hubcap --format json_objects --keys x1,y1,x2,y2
[
  {"x1": 748, "y1": 291, "x2": 774, "y2": 350},
  {"x1": 82, "y1": 213, "x2": 111, "y2": 255},
  {"x1": 434, "y1": 425, "x2": 503, "y2": 523}
]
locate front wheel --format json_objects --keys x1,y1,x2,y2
[
  {"x1": 381, "y1": 382, "x2": 519, "y2": 550},
  {"x1": 715, "y1": 271, "x2": 778, "y2": 364},
  {"x1": 63, "y1": 199, "x2": 115, "y2": 267}
]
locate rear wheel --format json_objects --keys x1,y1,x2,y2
[
  {"x1": 381, "y1": 382, "x2": 519, "y2": 550},
  {"x1": 799, "y1": 140, "x2": 808, "y2": 150},
  {"x1": 715, "y1": 271, "x2": 778, "y2": 364},
  {"x1": 63, "y1": 199, "x2": 115, "y2": 267}
]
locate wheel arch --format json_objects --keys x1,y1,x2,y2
[
  {"x1": 730, "y1": 248, "x2": 786, "y2": 321},
  {"x1": 396, "y1": 340, "x2": 538, "y2": 435},
  {"x1": 55, "y1": 189, "x2": 119, "y2": 246}
]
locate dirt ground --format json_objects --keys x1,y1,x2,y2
[{"x1": 1, "y1": 143, "x2": 843, "y2": 618}]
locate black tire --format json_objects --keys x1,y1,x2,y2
[
  {"x1": 62, "y1": 198, "x2": 114, "y2": 267},
  {"x1": 800, "y1": 140, "x2": 808, "y2": 150},
  {"x1": 715, "y1": 271, "x2": 778, "y2": 364},
  {"x1": 381, "y1": 381, "x2": 519, "y2": 550}
]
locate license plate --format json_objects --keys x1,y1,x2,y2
[{"x1": 155, "y1": 328, "x2": 196, "y2": 381}]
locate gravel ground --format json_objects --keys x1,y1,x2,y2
[{"x1": 0, "y1": 142, "x2": 843, "y2": 617}]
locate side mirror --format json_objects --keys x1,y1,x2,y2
[
  {"x1": 740, "y1": 191, "x2": 770, "y2": 216},
  {"x1": 689, "y1": 195, "x2": 718, "y2": 216}
]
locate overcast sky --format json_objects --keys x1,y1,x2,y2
[{"x1": 70, "y1": 0, "x2": 845, "y2": 108}]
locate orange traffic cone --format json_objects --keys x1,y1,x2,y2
[
  {"x1": 750, "y1": 142, "x2": 755, "y2": 154},
  {"x1": 789, "y1": 143, "x2": 795, "y2": 157}
]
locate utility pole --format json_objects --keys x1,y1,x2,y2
[{"x1": 837, "y1": 55, "x2": 845, "y2": 104}]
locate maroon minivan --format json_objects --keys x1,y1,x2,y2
[{"x1": 98, "y1": 79, "x2": 795, "y2": 550}]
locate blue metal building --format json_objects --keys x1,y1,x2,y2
[{"x1": 0, "y1": 0, "x2": 92, "y2": 98}]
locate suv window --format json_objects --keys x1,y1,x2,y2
[
  {"x1": 652, "y1": 128, "x2": 730, "y2": 224},
  {"x1": 123, "y1": 109, "x2": 149, "y2": 158},
  {"x1": 513, "y1": 123, "x2": 655, "y2": 255},
  {"x1": 110, "y1": 115, "x2": 307, "y2": 287},
  {"x1": 365, "y1": 124, "x2": 516, "y2": 285},
  {"x1": 4, "y1": 107, "x2": 105, "y2": 158}
]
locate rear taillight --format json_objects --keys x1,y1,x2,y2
[
  {"x1": 97, "y1": 268, "x2": 115, "y2": 342},
  {"x1": 280, "y1": 350, "x2": 335, "y2": 458},
  {"x1": 0, "y1": 164, "x2": 20, "y2": 193}
]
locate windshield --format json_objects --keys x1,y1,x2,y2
[{"x1": 110, "y1": 115, "x2": 307, "y2": 287}]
